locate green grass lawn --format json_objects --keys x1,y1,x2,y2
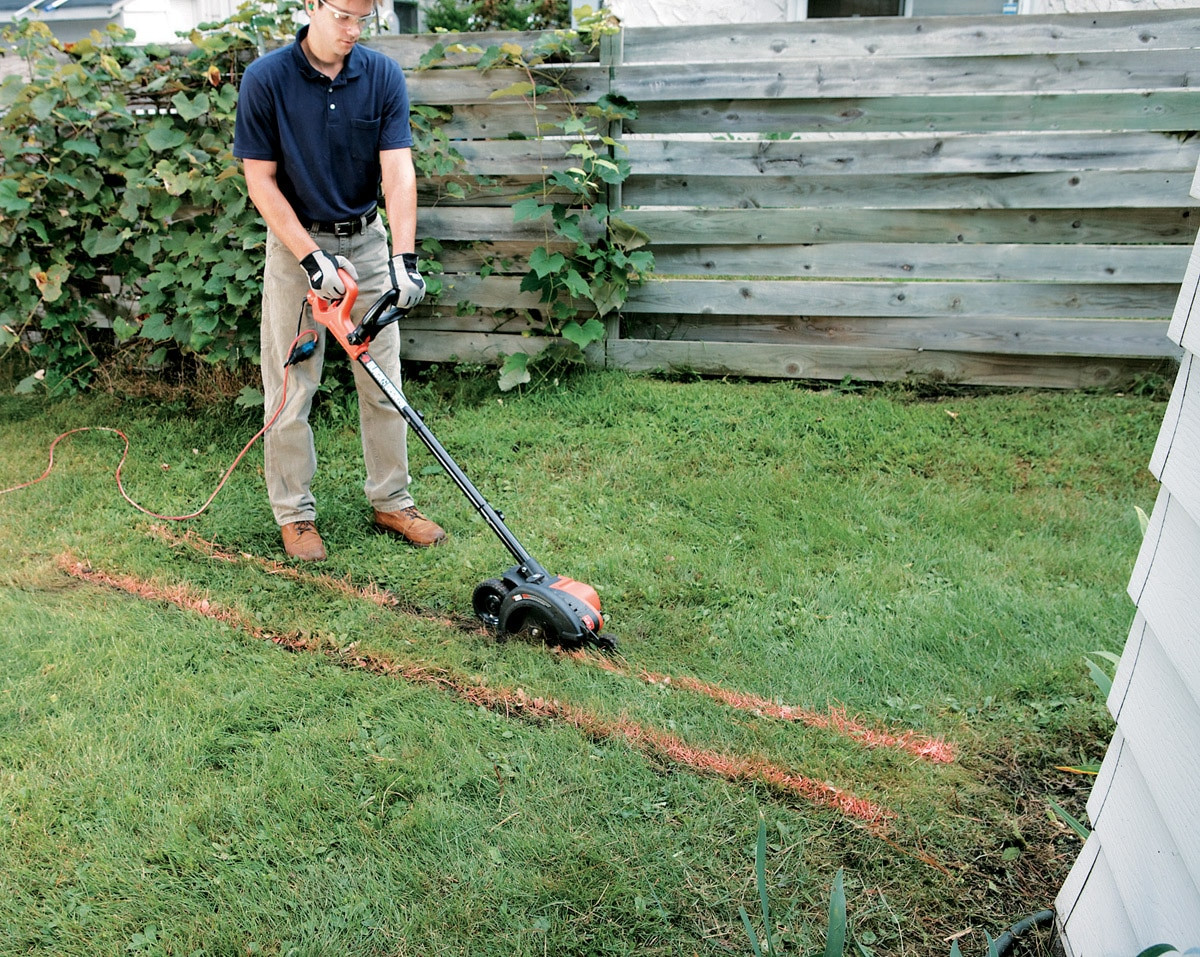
[{"x1": 0, "y1": 366, "x2": 1165, "y2": 956}]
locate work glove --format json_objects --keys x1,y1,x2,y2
[
  {"x1": 300, "y1": 249, "x2": 357, "y2": 302},
  {"x1": 389, "y1": 252, "x2": 426, "y2": 309}
]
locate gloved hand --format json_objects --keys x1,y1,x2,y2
[
  {"x1": 300, "y1": 249, "x2": 357, "y2": 302},
  {"x1": 389, "y1": 252, "x2": 426, "y2": 309}
]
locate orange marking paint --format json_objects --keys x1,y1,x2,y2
[{"x1": 56, "y1": 553, "x2": 898, "y2": 830}]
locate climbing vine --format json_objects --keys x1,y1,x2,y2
[
  {"x1": 0, "y1": 5, "x2": 303, "y2": 393},
  {"x1": 0, "y1": 1, "x2": 649, "y2": 394},
  {"x1": 416, "y1": 5, "x2": 654, "y2": 390}
]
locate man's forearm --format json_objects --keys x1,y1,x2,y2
[
  {"x1": 243, "y1": 159, "x2": 320, "y2": 263},
  {"x1": 380, "y1": 148, "x2": 419, "y2": 255}
]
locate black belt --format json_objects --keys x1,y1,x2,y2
[{"x1": 302, "y1": 207, "x2": 377, "y2": 237}]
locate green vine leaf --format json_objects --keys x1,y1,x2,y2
[
  {"x1": 170, "y1": 91, "x2": 210, "y2": 120},
  {"x1": 528, "y1": 247, "x2": 566, "y2": 279},
  {"x1": 512, "y1": 197, "x2": 550, "y2": 222},
  {"x1": 82, "y1": 227, "x2": 129, "y2": 256},
  {"x1": 144, "y1": 122, "x2": 188, "y2": 152},
  {"x1": 489, "y1": 80, "x2": 536, "y2": 100},
  {"x1": 417, "y1": 41, "x2": 446, "y2": 70},
  {"x1": 0, "y1": 179, "x2": 31, "y2": 214},
  {"x1": 561, "y1": 317, "x2": 604, "y2": 350},
  {"x1": 498, "y1": 352, "x2": 531, "y2": 391}
]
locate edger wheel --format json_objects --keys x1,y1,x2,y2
[
  {"x1": 593, "y1": 633, "x2": 619, "y2": 652},
  {"x1": 472, "y1": 578, "x2": 508, "y2": 629}
]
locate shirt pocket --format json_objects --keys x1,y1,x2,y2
[{"x1": 349, "y1": 118, "x2": 381, "y2": 163}]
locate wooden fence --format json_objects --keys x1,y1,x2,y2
[{"x1": 373, "y1": 9, "x2": 1200, "y2": 388}]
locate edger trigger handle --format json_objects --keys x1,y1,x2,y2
[{"x1": 348, "y1": 287, "x2": 408, "y2": 346}]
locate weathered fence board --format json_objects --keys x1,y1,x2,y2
[
  {"x1": 602, "y1": 338, "x2": 1156, "y2": 388},
  {"x1": 648, "y1": 243, "x2": 1190, "y2": 284},
  {"x1": 620, "y1": 278, "x2": 1179, "y2": 320},
  {"x1": 622, "y1": 132, "x2": 1200, "y2": 177},
  {"x1": 618, "y1": 207, "x2": 1195, "y2": 245},
  {"x1": 618, "y1": 11, "x2": 1200, "y2": 63},
  {"x1": 614, "y1": 50, "x2": 1200, "y2": 102},
  {"x1": 626, "y1": 171, "x2": 1197, "y2": 211},
  {"x1": 628, "y1": 92, "x2": 1200, "y2": 136},
  {"x1": 619, "y1": 316, "x2": 1175, "y2": 358}
]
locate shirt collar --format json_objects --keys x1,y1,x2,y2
[{"x1": 290, "y1": 25, "x2": 365, "y2": 84}]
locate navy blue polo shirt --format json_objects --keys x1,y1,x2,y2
[{"x1": 233, "y1": 26, "x2": 413, "y2": 224}]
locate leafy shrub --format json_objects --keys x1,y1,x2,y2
[
  {"x1": 423, "y1": 0, "x2": 569, "y2": 33},
  {"x1": 0, "y1": 5, "x2": 303, "y2": 392}
]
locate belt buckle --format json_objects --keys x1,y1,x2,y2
[{"x1": 333, "y1": 219, "x2": 355, "y2": 237}]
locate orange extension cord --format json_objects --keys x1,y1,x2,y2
[{"x1": 0, "y1": 331, "x2": 317, "y2": 521}]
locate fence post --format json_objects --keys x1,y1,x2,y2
[{"x1": 599, "y1": 27, "x2": 625, "y2": 359}]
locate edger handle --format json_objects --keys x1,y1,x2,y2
[
  {"x1": 306, "y1": 270, "x2": 408, "y2": 359},
  {"x1": 348, "y1": 286, "x2": 407, "y2": 346}
]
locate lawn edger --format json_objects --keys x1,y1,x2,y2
[{"x1": 301, "y1": 273, "x2": 616, "y2": 652}]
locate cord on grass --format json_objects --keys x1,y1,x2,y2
[{"x1": 0, "y1": 332, "x2": 316, "y2": 521}]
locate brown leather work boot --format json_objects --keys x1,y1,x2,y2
[
  {"x1": 373, "y1": 507, "x2": 447, "y2": 547},
  {"x1": 281, "y1": 520, "x2": 327, "y2": 561}
]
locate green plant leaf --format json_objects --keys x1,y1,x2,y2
[
  {"x1": 0, "y1": 179, "x2": 31, "y2": 215},
  {"x1": 145, "y1": 123, "x2": 188, "y2": 151},
  {"x1": 528, "y1": 247, "x2": 566, "y2": 279},
  {"x1": 30, "y1": 90, "x2": 59, "y2": 120},
  {"x1": 1134, "y1": 504, "x2": 1150, "y2": 536},
  {"x1": 82, "y1": 228, "x2": 129, "y2": 257},
  {"x1": 512, "y1": 197, "x2": 549, "y2": 222},
  {"x1": 498, "y1": 352, "x2": 531, "y2": 392},
  {"x1": 1047, "y1": 798, "x2": 1091, "y2": 840},
  {"x1": 825, "y1": 867, "x2": 847, "y2": 957},
  {"x1": 14, "y1": 371, "x2": 45, "y2": 394},
  {"x1": 30, "y1": 262, "x2": 71, "y2": 302},
  {"x1": 416, "y1": 41, "x2": 446, "y2": 69},
  {"x1": 171, "y1": 91, "x2": 211, "y2": 120},
  {"x1": 1084, "y1": 656, "x2": 1113, "y2": 699},
  {"x1": 610, "y1": 217, "x2": 651, "y2": 250},
  {"x1": 561, "y1": 317, "x2": 604, "y2": 351},
  {"x1": 739, "y1": 906, "x2": 765, "y2": 957},
  {"x1": 0, "y1": 74, "x2": 24, "y2": 111},
  {"x1": 589, "y1": 278, "x2": 625, "y2": 317},
  {"x1": 235, "y1": 385, "x2": 264, "y2": 409},
  {"x1": 62, "y1": 138, "x2": 100, "y2": 157},
  {"x1": 489, "y1": 80, "x2": 535, "y2": 100},
  {"x1": 1134, "y1": 946, "x2": 1179, "y2": 957},
  {"x1": 561, "y1": 268, "x2": 590, "y2": 300}
]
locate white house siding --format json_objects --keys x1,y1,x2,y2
[
  {"x1": 594, "y1": 0, "x2": 1199, "y2": 23},
  {"x1": 1027, "y1": 0, "x2": 1200, "y2": 12},
  {"x1": 1055, "y1": 165, "x2": 1200, "y2": 955},
  {"x1": 601, "y1": 0, "x2": 788, "y2": 27},
  {"x1": 120, "y1": 0, "x2": 238, "y2": 44}
]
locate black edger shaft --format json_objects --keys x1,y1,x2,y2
[{"x1": 356, "y1": 350, "x2": 552, "y2": 585}]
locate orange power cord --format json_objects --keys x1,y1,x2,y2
[{"x1": 0, "y1": 330, "x2": 317, "y2": 521}]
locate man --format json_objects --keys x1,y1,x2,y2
[{"x1": 233, "y1": 0, "x2": 445, "y2": 561}]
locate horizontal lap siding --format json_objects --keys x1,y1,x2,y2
[{"x1": 1057, "y1": 164, "x2": 1200, "y2": 954}]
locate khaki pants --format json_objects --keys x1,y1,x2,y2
[{"x1": 259, "y1": 217, "x2": 413, "y2": 527}]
